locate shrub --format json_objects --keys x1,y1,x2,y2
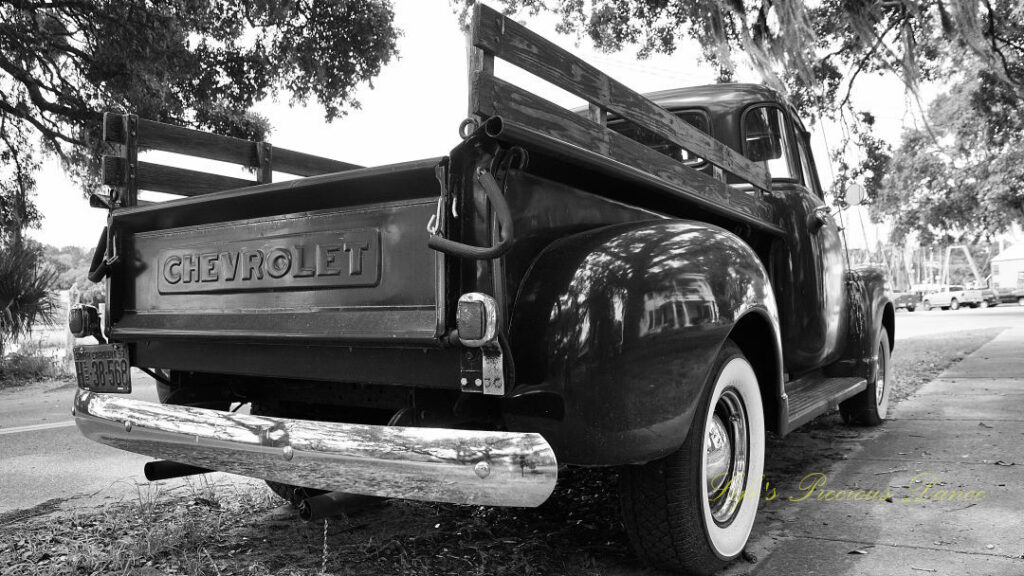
[
  {"x1": 0, "y1": 243, "x2": 59, "y2": 379},
  {"x1": 1, "y1": 351, "x2": 58, "y2": 385}
]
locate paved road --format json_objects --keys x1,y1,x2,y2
[
  {"x1": 0, "y1": 371, "x2": 252, "y2": 517},
  {"x1": 0, "y1": 371, "x2": 156, "y2": 515},
  {"x1": 1, "y1": 305, "x2": 1021, "y2": 518},
  {"x1": 894, "y1": 303, "x2": 1024, "y2": 339}
]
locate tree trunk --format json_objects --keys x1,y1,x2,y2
[{"x1": 64, "y1": 287, "x2": 79, "y2": 372}]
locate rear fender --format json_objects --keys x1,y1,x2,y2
[
  {"x1": 827, "y1": 266, "x2": 894, "y2": 380},
  {"x1": 503, "y1": 220, "x2": 781, "y2": 465}
]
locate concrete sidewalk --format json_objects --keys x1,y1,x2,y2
[{"x1": 749, "y1": 328, "x2": 1024, "y2": 575}]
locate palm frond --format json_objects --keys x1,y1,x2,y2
[{"x1": 0, "y1": 244, "x2": 59, "y2": 346}]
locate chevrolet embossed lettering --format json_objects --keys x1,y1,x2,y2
[{"x1": 157, "y1": 228, "x2": 380, "y2": 293}]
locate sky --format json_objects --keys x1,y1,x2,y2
[{"x1": 28, "y1": 0, "x2": 924, "y2": 250}]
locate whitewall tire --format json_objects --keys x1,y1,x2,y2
[{"x1": 620, "y1": 340, "x2": 765, "y2": 574}]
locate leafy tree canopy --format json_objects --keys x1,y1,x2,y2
[
  {"x1": 871, "y1": 67, "x2": 1024, "y2": 244},
  {"x1": 0, "y1": 0, "x2": 400, "y2": 244},
  {"x1": 41, "y1": 243, "x2": 105, "y2": 304},
  {"x1": 472, "y1": 0, "x2": 1023, "y2": 118}
]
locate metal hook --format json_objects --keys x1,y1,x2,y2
[
  {"x1": 427, "y1": 196, "x2": 444, "y2": 235},
  {"x1": 458, "y1": 118, "x2": 479, "y2": 140}
]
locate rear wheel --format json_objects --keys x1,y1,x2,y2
[
  {"x1": 1018, "y1": 297, "x2": 1024, "y2": 306},
  {"x1": 923, "y1": 300, "x2": 932, "y2": 311},
  {"x1": 840, "y1": 327, "x2": 891, "y2": 426},
  {"x1": 980, "y1": 301, "x2": 989, "y2": 308},
  {"x1": 950, "y1": 298, "x2": 960, "y2": 310},
  {"x1": 620, "y1": 341, "x2": 764, "y2": 575},
  {"x1": 905, "y1": 305, "x2": 915, "y2": 312}
]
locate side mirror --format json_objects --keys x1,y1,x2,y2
[{"x1": 845, "y1": 183, "x2": 867, "y2": 206}]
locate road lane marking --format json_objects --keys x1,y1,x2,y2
[{"x1": 0, "y1": 421, "x2": 76, "y2": 436}]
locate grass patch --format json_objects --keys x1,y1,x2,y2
[
  {"x1": 887, "y1": 327, "x2": 1005, "y2": 404},
  {"x1": 0, "y1": 471, "x2": 635, "y2": 576},
  {"x1": 0, "y1": 480, "x2": 281, "y2": 576},
  {"x1": 1, "y1": 328, "x2": 1004, "y2": 575}
]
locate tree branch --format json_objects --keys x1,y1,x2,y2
[
  {"x1": 981, "y1": 0, "x2": 1023, "y2": 91},
  {"x1": 0, "y1": 56, "x2": 98, "y2": 129},
  {"x1": 0, "y1": 97, "x2": 82, "y2": 155},
  {"x1": 839, "y1": 18, "x2": 900, "y2": 110}
]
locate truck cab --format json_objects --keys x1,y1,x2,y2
[{"x1": 637, "y1": 85, "x2": 848, "y2": 372}]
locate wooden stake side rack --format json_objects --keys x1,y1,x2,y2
[
  {"x1": 99, "y1": 113, "x2": 361, "y2": 208},
  {"x1": 468, "y1": 4, "x2": 779, "y2": 232}
]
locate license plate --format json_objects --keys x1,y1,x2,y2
[{"x1": 74, "y1": 344, "x2": 132, "y2": 393}]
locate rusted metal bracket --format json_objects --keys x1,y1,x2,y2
[
  {"x1": 459, "y1": 345, "x2": 506, "y2": 396},
  {"x1": 481, "y1": 345, "x2": 505, "y2": 395}
]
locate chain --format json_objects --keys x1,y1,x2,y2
[{"x1": 321, "y1": 518, "x2": 329, "y2": 575}]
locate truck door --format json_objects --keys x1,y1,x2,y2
[{"x1": 743, "y1": 105, "x2": 846, "y2": 373}]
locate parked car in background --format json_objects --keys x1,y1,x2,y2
[
  {"x1": 996, "y1": 288, "x2": 1024, "y2": 305},
  {"x1": 921, "y1": 285, "x2": 982, "y2": 310},
  {"x1": 979, "y1": 288, "x2": 999, "y2": 308},
  {"x1": 894, "y1": 291, "x2": 922, "y2": 312}
]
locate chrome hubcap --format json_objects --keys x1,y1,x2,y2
[
  {"x1": 706, "y1": 415, "x2": 731, "y2": 493},
  {"x1": 705, "y1": 388, "x2": 748, "y2": 524}
]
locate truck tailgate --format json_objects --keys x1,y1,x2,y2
[{"x1": 107, "y1": 159, "x2": 444, "y2": 346}]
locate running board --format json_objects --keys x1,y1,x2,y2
[{"x1": 781, "y1": 375, "x2": 866, "y2": 434}]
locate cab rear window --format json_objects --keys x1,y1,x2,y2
[{"x1": 609, "y1": 111, "x2": 710, "y2": 167}]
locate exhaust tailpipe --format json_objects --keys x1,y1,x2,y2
[
  {"x1": 299, "y1": 491, "x2": 384, "y2": 522},
  {"x1": 144, "y1": 460, "x2": 212, "y2": 481}
]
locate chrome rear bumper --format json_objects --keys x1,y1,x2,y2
[{"x1": 74, "y1": 390, "x2": 557, "y2": 507}]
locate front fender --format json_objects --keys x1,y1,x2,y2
[{"x1": 503, "y1": 220, "x2": 779, "y2": 465}]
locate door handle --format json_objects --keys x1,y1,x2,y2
[{"x1": 807, "y1": 206, "x2": 831, "y2": 234}]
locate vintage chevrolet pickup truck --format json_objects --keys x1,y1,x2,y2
[{"x1": 68, "y1": 5, "x2": 893, "y2": 574}]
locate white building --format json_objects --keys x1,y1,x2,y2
[{"x1": 991, "y1": 243, "x2": 1024, "y2": 295}]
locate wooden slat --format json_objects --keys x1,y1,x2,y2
[
  {"x1": 136, "y1": 162, "x2": 255, "y2": 196},
  {"x1": 475, "y1": 74, "x2": 778, "y2": 229},
  {"x1": 134, "y1": 116, "x2": 362, "y2": 176},
  {"x1": 471, "y1": 4, "x2": 771, "y2": 191},
  {"x1": 137, "y1": 118, "x2": 258, "y2": 167},
  {"x1": 273, "y1": 148, "x2": 361, "y2": 176}
]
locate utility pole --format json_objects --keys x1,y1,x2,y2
[{"x1": 941, "y1": 245, "x2": 984, "y2": 287}]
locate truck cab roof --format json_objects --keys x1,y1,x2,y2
[
  {"x1": 645, "y1": 83, "x2": 789, "y2": 112},
  {"x1": 644, "y1": 84, "x2": 800, "y2": 154}
]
